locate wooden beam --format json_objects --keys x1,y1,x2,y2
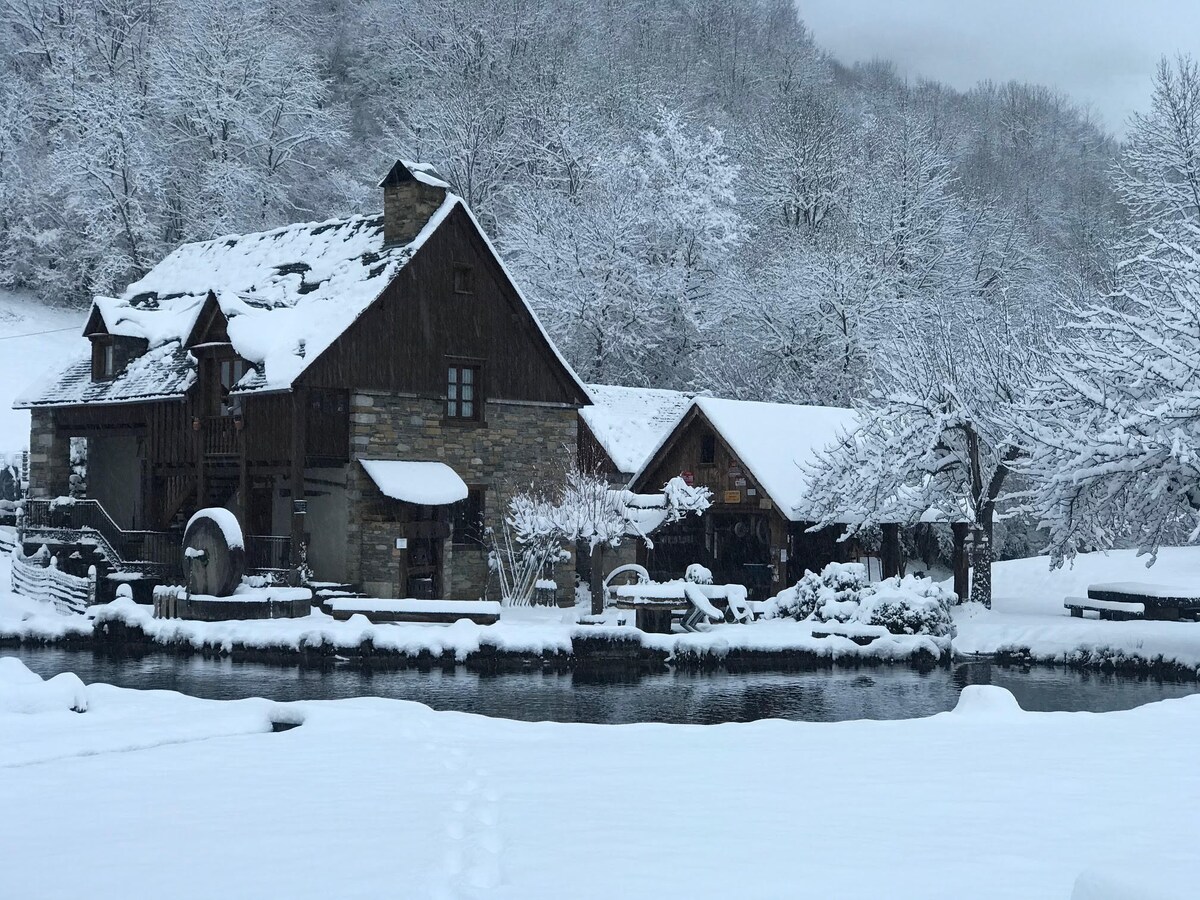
[
  {"x1": 289, "y1": 388, "x2": 307, "y2": 579},
  {"x1": 881, "y1": 523, "x2": 902, "y2": 579}
]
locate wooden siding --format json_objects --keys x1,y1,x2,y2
[
  {"x1": 300, "y1": 205, "x2": 586, "y2": 406},
  {"x1": 632, "y1": 407, "x2": 855, "y2": 597}
]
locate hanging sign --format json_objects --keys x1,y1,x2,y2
[
  {"x1": 682, "y1": 471, "x2": 694, "y2": 486},
  {"x1": 723, "y1": 490, "x2": 742, "y2": 504}
]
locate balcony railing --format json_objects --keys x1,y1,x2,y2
[
  {"x1": 245, "y1": 534, "x2": 291, "y2": 572},
  {"x1": 203, "y1": 416, "x2": 241, "y2": 456}
]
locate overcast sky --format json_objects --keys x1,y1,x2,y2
[{"x1": 797, "y1": 0, "x2": 1200, "y2": 136}]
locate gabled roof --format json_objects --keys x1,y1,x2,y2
[
  {"x1": 17, "y1": 171, "x2": 587, "y2": 409},
  {"x1": 17, "y1": 343, "x2": 196, "y2": 408},
  {"x1": 580, "y1": 383, "x2": 696, "y2": 475},
  {"x1": 631, "y1": 396, "x2": 858, "y2": 522}
]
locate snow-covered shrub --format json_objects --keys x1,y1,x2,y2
[
  {"x1": 766, "y1": 563, "x2": 955, "y2": 637},
  {"x1": 685, "y1": 563, "x2": 713, "y2": 584},
  {"x1": 766, "y1": 562, "x2": 869, "y2": 622},
  {"x1": 855, "y1": 575, "x2": 956, "y2": 638}
]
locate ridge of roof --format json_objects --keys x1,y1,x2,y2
[{"x1": 629, "y1": 395, "x2": 858, "y2": 522}]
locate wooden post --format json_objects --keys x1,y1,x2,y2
[
  {"x1": 193, "y1": 415, "x2": 206, "y2": 512},
  {"x1": 237, "y1": 425, "x2": 249, "y2": 535},
  {"x1": 951, "y1": 522, "x2": 970, "y2": 604},
  {"x1": 590, "y1": 544, "x2": 605, "y2": 616},
  {"x1": 880, "y1": 523, "x2": 902, "y2": 579},
  {"x1": 288, "y1": 389, "x2": 308, "y2": 583}
]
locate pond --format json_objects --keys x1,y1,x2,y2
[{"x1": 7, "y1": 647, "x2": 1199, "y2": 724}]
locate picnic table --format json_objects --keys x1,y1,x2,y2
[
  {"x1": 612, "y1": 580, "x2": 750, "y2": 633},
  {"x1": 1064, "y1": 582, "x2": 1200, "y2": 622}
]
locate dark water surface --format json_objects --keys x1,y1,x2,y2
[{"x1": 7, "y1": 647, "x2": 1198, "y2": 724}]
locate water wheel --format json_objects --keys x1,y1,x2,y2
[{"x1": 183, "y1": 508, "x2": 245, "y2": 597}]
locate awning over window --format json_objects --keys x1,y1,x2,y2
[{"x1": 359, "y1": 460, "x2": 469, "y2": 506}]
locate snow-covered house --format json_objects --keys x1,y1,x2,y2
[
  {"x1": 16, "y1": 161, "x2": 589, "y2": 600},
  {"x1": 629, "y1": 396, "x2": 897, "y2": 598},
  {"x1": 578, "y1": 383, "x2": 696, "y2": 483}
]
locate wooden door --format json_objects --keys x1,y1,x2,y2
[{"x1": 399, "y1": 504, "x2": 450, "y2": 599}]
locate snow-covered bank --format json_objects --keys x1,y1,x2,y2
[
  {"x1": 7, "y1": 548, "x2": 1200, "y2": 675},
  {"x1": 956, "y1": 547, "x2": 1200, "y2": 676},
  {"x1": 1, "y1": 658, "x2": 1196, "y2": 899}
]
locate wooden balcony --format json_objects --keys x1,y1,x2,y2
[{"x1": 203, "y1": 416, "x2": 241, "y2": 457}]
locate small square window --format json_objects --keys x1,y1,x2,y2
[
  {"x1": 446, "y1": 364, "x2": 481, "y2": 420},
  {"x1": 453, "y1": 265, "x2": 475, "y2": 294}
]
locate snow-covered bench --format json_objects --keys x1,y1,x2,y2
[
  {"x1": 1064, "y1": 596, "x2": 1145, "y2": 621},
  {"x1": 612, "y1": 581, "x2": 750, "y2": 633},
  {"x1": 320, "y1": 597, "x2": 501, "y2": 625},
  {"x1": 1084, "y1": 582, "x2": 1200, "y2": 621}
]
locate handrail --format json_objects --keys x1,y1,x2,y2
[{"x1": 22, "y1": 498, "x2": 290, "y2": 576}]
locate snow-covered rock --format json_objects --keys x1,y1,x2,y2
[{"x1": 0, "y1": 657, "x2": 88, "y2": 713}]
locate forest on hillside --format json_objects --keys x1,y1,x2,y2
[{"x1": 0, "y1": 0, "x2": 1123, "y2": 405}]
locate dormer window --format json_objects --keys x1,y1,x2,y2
[
  {"x1": 92, "y1": 339, "x2": 116, "y2": 381},
  {"x1": 219, "y1": 357, "x2": 249, "y2": 416}
]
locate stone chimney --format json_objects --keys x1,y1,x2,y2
[{"x1": 378, "y1": 160, "x2": 449, "y2": 247}]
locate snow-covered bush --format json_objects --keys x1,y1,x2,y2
[
  {"x1": 766, "y1": 562, "x2": 869, "y2": 622},
  {"x1": 855, "y1": 575, "x2": 956, "y2": 638},
  {"x1": 685, "y1": 563, "x2": 713, "y2": 584},
  {"x1": 766, "y1": 563, "x2": 955, "y2": 637}
]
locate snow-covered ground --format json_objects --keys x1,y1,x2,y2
[
  {"x1": 0, "y1": 290, "x2": 85, "y2": 449},
  {"x1": 959, "y1": 547, "x2": 1200, "y2": 671},
  {"x1": 0, "y1": 656, "x2": 1195, "y2": 899},
  {"x1": 5, "y1": 548, "x2": 1200, "y2": 673}
]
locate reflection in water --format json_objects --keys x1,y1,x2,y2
[{"x1": 6, "y1": 648, "x2": 1198, "y2": 724}]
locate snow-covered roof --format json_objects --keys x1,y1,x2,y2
[
  {"x1": 16, "y1": 342, "x2": 197, "y2": 408},
  {"x1": 359, "y1": 460, "x2": 469, "y2": 506},
  {"x1": 17, "y1": 191, "x2": 458, "y2": 408},
  {"x1": 633, "y1": 396, "x2": 858, "y2": 523},
  {"x1": 581, "y1": 384, "x2": 696, "y2": 475}
]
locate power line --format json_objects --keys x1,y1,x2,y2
[{"x1": 0, "y1": 326, "x2": 78, "y2": 342}]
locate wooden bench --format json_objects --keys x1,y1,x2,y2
[
  {"x1": 1085, "y1": 582, "x2": 1200, "y2": 621},
  {"x1": 320, "y1": 597, "x2": 501, "y2": 625},
  {"x1": 1064, "y1": 596, "x2": 1145, "y2": 621}
]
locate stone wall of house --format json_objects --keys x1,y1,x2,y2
[
  {"x1": 346, "y1": 391, "x2": 578, "y2": 600},
  {"x1": 26, "y1": 409, "x2": 72, "y2": 500}
]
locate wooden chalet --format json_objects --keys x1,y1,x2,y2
[
  {"x1": 629, "y1": 396, "x2": 902, "y2": 599},
  {"x1": 17, "y1": 161, "x2": 589, "y2": 600}
]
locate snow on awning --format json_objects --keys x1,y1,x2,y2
[{"x1": 359, "y1": 460, "x2": 469, "y2": 506}]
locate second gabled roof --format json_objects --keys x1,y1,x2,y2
[{"x1": 630, "y1": 395, "x2": 858, "y2": 522}]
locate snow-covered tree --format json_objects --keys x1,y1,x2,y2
[
  {"x1": 1022, "y1": 58, "x2": 1200, "y2": 563},
  {"x1": 491, "y1": 461, "x2": 710, "y2": 607},
  {"x1": 805, "y1": 305, "x2": 1038, "y2": 607}
]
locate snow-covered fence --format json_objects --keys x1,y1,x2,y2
[
  {"x1": 0, "y1": 529, "x2": 16, "y2": 555},
  {"x1": 11, "y1": 548, "x2": 97, "y2": 615}
]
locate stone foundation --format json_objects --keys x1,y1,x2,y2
[{"x1": 26, "y1": 409, "x2": 72, "y2": 500}]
